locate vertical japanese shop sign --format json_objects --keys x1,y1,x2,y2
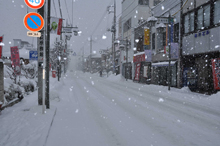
[
  {"x1": 212, "y1": 58, "x2": 220, "y2": 90},
  {"x1": 144, "y1": 28, "x2": 150, "y2": 45},
  {"x1": 10, "y1": 46, "x2": 21, "y2": 75},
  {"x1": 134, "y1": 63, "x2": 141, "y2": 81},
  {"x1": 57, "y1": 19, "x2": 63, "y2": 35},
  {"x1": 0, "y1": 36, "x2": 3, "y2": 58}
]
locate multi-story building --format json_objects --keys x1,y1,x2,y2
[
  {"x1": 132, "y1": 0, "x2": 181, "y2": 87},
  {"x1": 120, "y1": 0, "x2": 162, "y2": 79},
  {"x1": 182, "y1": 0, "x2": 220, "y2": 93},
  {"x1": 150, "y1": 0, "x2": 182, "y2": 87}
]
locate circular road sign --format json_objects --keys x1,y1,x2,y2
[
  {"x1": 24, "y1": 12, "x2": 44, "y2": 32},
  {"x1": 24, "y1": 0, "x2": 45, "y2": 9}
]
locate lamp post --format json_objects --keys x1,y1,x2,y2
[{"x1": 58, "y1": 55, "x2": 61, "y2": 81}]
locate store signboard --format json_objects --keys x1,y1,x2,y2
[
  {"x1": 133, "y1": 53, "x2": 145, "y2": 63},
  {"x1": 10, "y1": 46, "x2": 21, "y2": 75},
  {"x1": 212, "y1": 58, "x2": 220, "y2": 90},
  {"x1": 144, "y1": 50, "x2": 151, "y2": 62},
  {"x1": 144, "y1": 28, "x2": 150, "y2": 45},
  {"x1": 134, "y1": 63, "x2": 141, "y2": 81}
]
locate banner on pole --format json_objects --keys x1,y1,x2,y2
[
  {"x1": 212, "y1": 58, "x2": 220, "y2": 90},
  {"x1": 144, "y1": 28, "x2": 150, "y2": 45},
  {"x1": 57, "y1": 19, "x2": 63, "y2": 35},
  {"x1": 134, "y1": 63, "x2": 141, "y2": 81},
  {"x1": 50, "y1": 17, "x2": 59, "y2": 34},
  {"x1": 10, "y1": 46, "x2": 21, "y2": 75}
]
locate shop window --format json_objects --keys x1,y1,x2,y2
[
  {"x1": 139, "y1": 0, "x2": 149, "y2": 5},
  {"x1": 214, "y1": 0, "x2": 220, "y2": 24},
  {"x1": 197, "y1": 4, "x2": 210, "y2": 29}
]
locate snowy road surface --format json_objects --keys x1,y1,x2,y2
[
  {"x1": 0, "y1": 61, "x2": 220, "y2": 146},
  {"x1": 45, "y1": 71, "x2": 220, "y2": 146}
]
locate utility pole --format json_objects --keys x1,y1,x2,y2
[
  {"x1": 82, "y1": 47, "x2": 84, "y2": 71},
  {"x1": 90, "y1": 36, "x2": 92, "y2": 73},
  {"x1": 37, "y1": 5, "x2": 44, "y2": 105},
  {"x1": 112, "y1": 0, "x2": 116, "y2": 73},
  {"x1": 168, "y1": 14, "x2": 172, "y2": 91},
  {"x1": 178, "y1": 0, "x2": 184, "y2": 88},
  {"x1": 58, "y1": 0, "x2": 63, "y2": 81},
  {"x1": 45, "y1": 0, "x2": 51, "y2": 109},
  {"x1": 126, "y1": 38, "x2": 128, "y2": 81},
  {"x1": 64, "y1": 35, "x2": 67, "y2": 74}
]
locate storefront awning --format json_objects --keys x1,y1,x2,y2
[{"x1": 152, "y1": 61, "x2": 176, "y2": 67}]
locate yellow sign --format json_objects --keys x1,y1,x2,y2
[{"x1": 144, "y1": 28, "x2": 150, "y2": 45}]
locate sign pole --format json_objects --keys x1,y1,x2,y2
[
  {"x1": 45, "y1": 0, "x2": 51, "y2": 109},
  {"x1": 37, "y1": 5, "x2": 44, "y2": 105}
]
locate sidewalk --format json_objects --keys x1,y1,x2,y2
[{"x1": 0, "y1": 91, "x2": 57, "y2": 146}]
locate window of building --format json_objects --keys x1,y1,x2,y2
[
  {"x1": 162, "y1": 32, "x2": 166, "y2": 47},
  {"x1": 197, "y1": 8, "x2": 203, "y2": 29},
  {"x1": 214, "y1": 0, "x2": 220, "y2": 24},
  {"x1": 184, "y1": 14, "x2": 189, "y2": 33},
  {"x1": 123, "y1": 18, "x2": 131, "y2": 32},
  {"x1": 197, "y1": 4, "x2": 210, "y2": 29},
  {"x1": 139, "y1": 0, "x2": 149, "y2": 5},
  {"x1": 152, "y1": 33, "x2": 155, "y2": 50},
  {"x1": 204, "y1": 5, "x2": 210, "y2": 27},
  {"x1": 174, "y1": 23, "x2": 179, "y2": 43},
  {"x1": 190, "y1": 12, "x2": 194, "y2": 31}
]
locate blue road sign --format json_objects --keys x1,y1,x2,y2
[
  {"x1": 29, "y1": 51, "x2": 38, "y2": 60},
  {"x1": 24, "y1": 12, "x2": 44, "y2": 32},
  {"x1": 73, "y1": 52, "x2": 76, "y2": 56}
]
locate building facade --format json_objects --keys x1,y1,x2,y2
[
  {"x1": 120, "y1": 0, "x2": 162, "y2": 79},
  {"x1": 182, "y1": 0, "x2": 220, "y2": 93}
]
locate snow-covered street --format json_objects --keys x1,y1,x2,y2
[{"x1": 0, "y1": 57, "x2": 220, "y2": 146}]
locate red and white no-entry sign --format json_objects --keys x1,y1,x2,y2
[{"x1": 24, "y1": 0, "x2": 45, "y2": 9}]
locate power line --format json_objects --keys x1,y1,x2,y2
[
  {"x1": 52, "y1": 0, "x2": 57, "y2": 17},
  {"x1": 116, "y1": 0, "x2": 136, "y2": 19},
  {"x1": 79, "y1": 0, "x2": 114, "y2": 51},
  {"x1": 58, "y1": 0, "x2": 63, "y2": 18},
  {"x1": 64, "y1": 0, "x2": 71, "y2": 24}
]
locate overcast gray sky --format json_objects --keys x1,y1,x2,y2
[{"x1": 0, "y1": 0, "x2": 122, "y2": 56}]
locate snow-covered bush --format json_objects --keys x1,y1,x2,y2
[
  {"x1": 4, "y1": 83, "x2": 24, "y2": 102},
  {"x1": 21, "y1": 61, "x2": 38, "y2": 79}
]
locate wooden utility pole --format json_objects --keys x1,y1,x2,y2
[{"x1": 90, "y1": 36, "x2": 92, "y2": 73}]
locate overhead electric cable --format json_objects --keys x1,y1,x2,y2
[
  {"x1": 52, "y1": 0, "x2": 57, "y2": 17},
  {"x1": 64, "y1": 0, "x2": 71, "y2": 23},
  {"x1": 58, "y1": 0, "x2": 63, "y2": 18}
]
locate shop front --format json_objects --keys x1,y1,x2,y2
[
  {"x1": 133, "y1": 52, "x2": 151, "y2": 83},
  {"x1": 182, "y1": 52, "x2": 219, "y2": 93},
  {"x1": 152, "y1": 61, "x2": 177, "y2": 87}
]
